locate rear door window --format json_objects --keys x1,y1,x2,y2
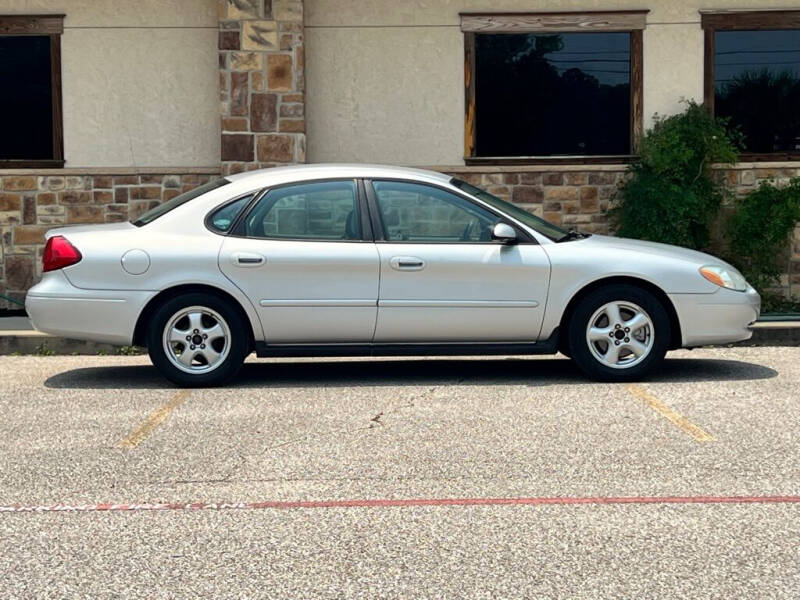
[{"x1": 242, "y1": 180, "x2": 361, "y2": 241}]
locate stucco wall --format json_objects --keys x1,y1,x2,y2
[
  {"x1": 305, "y1": 0, "x2": 800, "y2": 165},
  {"x1": 0, "y1": 0, "x2": 219, "y2": 167}
]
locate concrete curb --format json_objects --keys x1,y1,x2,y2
[
  {"x1": 738, "y1": 322, "x2": 800, "y2": 346},
  {"x1": 0, "y1": 322, "x2": 798, "y2": 355},
  {"x1": 0, "y1": 331, "x2": 136, "y2": 356}
]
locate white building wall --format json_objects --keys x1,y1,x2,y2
[
  {"x1": 0, "y1": 0, "x2": 220, "y2": 167},
  {"x1": 305, "y1": 0, "x2": 800, "y2": 166}
]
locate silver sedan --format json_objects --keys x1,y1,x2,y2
[{"x1": 26, "y1": 164, "x2": 760, "y2": 386}]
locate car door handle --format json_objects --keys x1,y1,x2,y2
[
  {"x1": 390, "y1": 256, "x2": 425, "y2": 271},
  {"x1": 232, "y1": 252, "x2": 265, "y2": 267}
]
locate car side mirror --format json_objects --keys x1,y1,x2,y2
[{"x1": 492, "y1": 222, "x2": 517, "y2": 244}]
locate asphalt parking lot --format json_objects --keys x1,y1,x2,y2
[{"x1": 1, "y1": 348, "x2": 799, "y2": 598}]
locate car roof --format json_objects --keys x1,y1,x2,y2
[{"x1": 224, "y1": 163, "x2": 452, "y2": 186}]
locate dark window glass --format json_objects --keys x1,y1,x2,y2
[
  {"x1": 208, "y1": 194, "x2": 253, "y2": 233},
  {"x1": 372, "y1": 180, "x2": 499, "y2": 243},
  {"x1": 133, "y1": 179, "x2": 230, "y2": 226},
  {"x1": 0, "y1": 36, "x2": 53, "y2": 160},
  {"x1": 714, "y1": 30, "x2": 800, "y2": 153},
  {"x1": 475, "y1": 32, "x2": 631, "y2": 157},
  {"x1": 244, "y1": 181, "x2": 360, "y2": 240}
]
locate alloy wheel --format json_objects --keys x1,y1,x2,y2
[
  {"x1": 585, "y1": 301, "x2": 654, "y2": 369},
  {"x1": 162, "y1": 305, "x2": 231, "y2": 374}
]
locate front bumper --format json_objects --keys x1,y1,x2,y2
[
  {"x1": 669, "y1": 285, "x2": 760, "y2": 347},
  {"x1": 25, "y1": 271, "x2": 157, "y2": 345}
]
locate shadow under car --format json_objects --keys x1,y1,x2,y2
[{"x1": 43, "y1": 356, "x2": 779, "y2": 390}]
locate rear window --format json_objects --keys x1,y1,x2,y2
[
  {"x1": 207, "y1": 194, "x2": 253, "y2": 233},
  {"x1": 132, "y1": 178, "x2": 230, "y2": 226}
]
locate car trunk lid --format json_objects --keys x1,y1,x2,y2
[{"x1": 45, "y1": 222, "x2": 137, "y2": 239}]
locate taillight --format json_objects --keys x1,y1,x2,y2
[{"x1": 43, "y1": 236, "x2": 82, "y2": 272}]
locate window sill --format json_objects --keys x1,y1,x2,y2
[
  {"x1": 0, "y1": 159, "x2": 65, "y2": 169},
  {"x1": 0, "y1": 165, "x2": 221, "y2": 176},
  {"x1": 465, "y1": 155, "x2": 637, "y2": 166},
  {"x1": 737, "y1": 153, "x2": 800, "y2": 163}
]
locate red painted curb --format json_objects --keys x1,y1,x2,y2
[{"x1": 2, "y1": 495, "x2": 799, "y2": 514}]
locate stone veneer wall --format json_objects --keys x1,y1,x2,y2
[
  {"x1": 442, "y1": 167, "x2": 624, "y2": 235},
  {"x1": 0, "y1": 170, "x2": 219, "y2": 309},
  {"x1": 218, "y1": 0, "x2": 306, "y2": 175},
  {"x1": 2, "y1": 164, "x2": 799, "y2": 309}
]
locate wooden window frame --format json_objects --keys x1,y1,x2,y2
[
  {"x1": 461, "y1": 11, "x2": 647, "y2": 166},
  {"x1": 702, "y1": 10, "x2": 800, "y2": 162},
  {"x1": 0, "y1": 14, "x2": 65, "y2": 168}
]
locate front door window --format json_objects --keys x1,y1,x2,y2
[{"x1": 372, "y1": 180, "x2": 499, "y2": 243}]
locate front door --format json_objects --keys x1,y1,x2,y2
[
  {"x1": 368, "y1": 179, "x2": 550, "y2": 343},
  {"x1": 218, "y1": 179, "x2": 379, "y2": 344}
]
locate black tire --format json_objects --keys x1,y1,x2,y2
[
  {"x1": 557, "y1": 337, "x2": 572, "y2": 359},
  {"x1": 567, "y1": 284, "x2": 670, "y2": 382},
  {"x1": 146, "y1": 292, "x2": 249, "y2": 387}
]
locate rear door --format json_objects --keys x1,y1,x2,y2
[
  {"x1": 367, "y1": 179, "x2": 551, "y2": 343},
  {"x1": 218, "y1": 179, "x2": 379, "y2": 344}
]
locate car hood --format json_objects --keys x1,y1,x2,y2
[
  {"x1": 45, "y1": 222, "x2": 136, "y2": 239},
  {"x1": 576, "y1": 234, "x2": 736, "y2": 269}
]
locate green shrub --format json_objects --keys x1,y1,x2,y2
[
  {"x1": 34, "y1": 343, "x2": 55, "y2": 356},
  {"x1": 759, "y1": 294, "x2": 800, "y2": 314},
  {"x1": 611, "y1": 101, "x2": 740, "y2": 250},
  {"x1": 726, "y1": 178, "x2": 800, "y2": 293},
  {"x1": 116, "y1": 345, "x2": 142, "y2": 356}
]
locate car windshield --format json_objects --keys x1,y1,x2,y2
[
  {"x1": 450, "y1": 178, "x2": 570, "y2": 241},
  {"x1": 132, "y1": 178, "x2": 230, "y2": 226}
]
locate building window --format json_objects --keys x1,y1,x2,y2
[
  {"x1": 461, "y1": 11, "x2": 647, "y2": 164},
  {"x1": 702, "y1": 10, "x2": 800, "y2": 159},
  {"x1": 0, "y1": 14, "x2": 65, "y2": 167}
]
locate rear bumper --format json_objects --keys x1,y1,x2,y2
[
  {"x1": 25, "y1": 271, "x2": 156, "y2": 345},
  {"x1": 669, "y1": 286, "x2": 761, "y2": 347}
]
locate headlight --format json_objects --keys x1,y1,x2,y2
[{"x1": 699, "y1": 265, "x2": 747, "y2": 291}]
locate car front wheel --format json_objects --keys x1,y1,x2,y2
[
  {"x1": 567, "y1": 284, "x2": 670, "y2": 382},
  {"x1": 146, "y1": 293, "x2": 249, "y2": 387}
]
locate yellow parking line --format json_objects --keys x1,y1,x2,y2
[
  {"x1": 625, "y1": 384, "x2": 715, "y2": 443},
  {"x1": 117, "y1": 390, "x2": 192, "y2": 449}
]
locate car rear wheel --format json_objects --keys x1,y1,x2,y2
[
  {"x1": 567, "y1": 284, "x2": 670, "y2": 381},
  {"x1": 147, "y1": 293, "x2": 249, "y2": 387}
]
